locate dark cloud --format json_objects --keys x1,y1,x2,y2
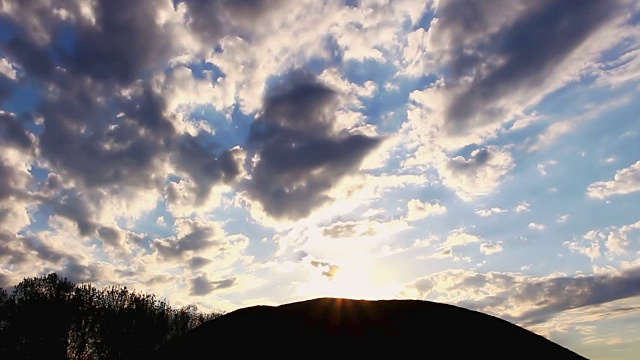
[
  {"x1": 190, "y1": 274, "x2": 236, "y2": 296},
  {"x1": 182, "y1": 0, "x2": 287, "y2": 41},
  {"x1": 23, "y1": 236, "x2": 66, "y2": 264},
  {"x1": 68, "y1": 0, "x2": 175, "y2": 84},
  {"x1": 321, "y1": 221, "x2": 378, "y2": 238},
  {"x1": 173, "y1": 136, "x2": 245, "y2": 204},
  {"x1": 0, "y1": 112, "x2": 34, "y2": 150},
  {"x1": 311, "y1": 260, "x2": 340, "y2": 280},
  {"x1": 0, "y1": 158, "x2": 30, "y2": 202},
  {"x1": 39, "y1": 85, "x2": 174, "y2": 188},
  {"x1": 1, "y1": 37, "x2": 56, "y2": 80},
  {"x1": 1, "y1": 0, "x2": 178, "y2": 85},
  {"x1": 322, "y1": 223, "x2": 358, "y2": 238},
  {"x1": 0, "y1": 0, "x2": 250, "y2": 220},
  {"x1": 153, "y1": 220, "x2": 222, "y2": 261},
  {"x1": 0, "y1": 232, "x2": 29, "y2": 267},
  {"x1": 513, "y1": 268, "x2": 640, "y2": 324},
  {"x1": 410, "y1": 266, "x2": 640, "y2": 325},
  {"x1": 188, "y1": 256, "x2": 213, "y2": 270},
  {"x1": 56, "y1": 259, "x2": 110, "y2": 284},
  {"x1": 51, "y1": 191, "x2": 98, "y2": 236},
  {"x1": 0, "y1": 72, "x2": 17, "y2": 103},
  {"x1": 446, "y1": 148, "x2": 491, "y2": 174},
  {"x1": 97, "y1": 226, "x2": 123, "y2": 248},
  {"x1": 433, "y1": 0, "x2": 624, "y2": 134},
  {"x1": 246, "y1": 74, "x2": 382, "y2": 220}
]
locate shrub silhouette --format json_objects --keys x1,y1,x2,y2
[{"x1": 0, "y1": 273, "x2": 221, "y2": 359}]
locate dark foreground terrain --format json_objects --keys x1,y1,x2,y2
[{"x1": 159, "y1": 297, "x2": 587, "y2": 358}]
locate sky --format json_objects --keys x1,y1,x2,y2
[{"x1": 0, "y1": 0, "x2": 639, "y2": 357}]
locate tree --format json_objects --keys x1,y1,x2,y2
[{"x1": 0, "y1": 273, "x2": 223, "y2": 359}]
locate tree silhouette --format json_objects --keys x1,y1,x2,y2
[{"x1": 0, "y1": 273, "x2": 222, "y2": 359}]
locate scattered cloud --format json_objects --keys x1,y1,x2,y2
[
  {"x1": 444, "y1": 230, "x2": 481, "y2": 248},
  {"x1": 405, "y1": 199, "x2": 447, "y2": 221},
  {"x1": 480, "y1": 242, "x2": 504, "y2": 255},
  {"x1": 439, "y1": 147, "x2": 515, "y2": 201},
  {"x1": 587, "y1": 160, "x2": 640, "y2": 199},
  {"x1": 475, "y1": 207, "x2": 508, "y2": 217},
  {"x1": 515, "y1": 201, "x2": 531, "y2": 213},
  {"x1": 606, "y1": 220, "x2": 640, "y2": 256},
  {"x1": 190, "y1": 274, "x2": 237, "y2": 296},
  {"x1": 310, "y1": 260, "x2": 341, "y2": 280},
  {"x1": 404, "y1": 264, "x2": 640, "y2": 325},
  {"x1": 564, "y1": 230, "x2": 604, "y2": 261},
  {"x1": 537, "y1": 160, "x2": 558, "y2": 176},
  {"x1": 528, "y1": 223, "x2": 546, "y2": 231}
]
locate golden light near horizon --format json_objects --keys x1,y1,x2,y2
[{"x1": 297, "y1": 253, "x2": 403, "y2": 300}]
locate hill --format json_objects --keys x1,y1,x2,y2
[{"x1": 159, "y1": 297, "x2": 587, "y2": 358}]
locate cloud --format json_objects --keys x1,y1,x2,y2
[
  {"x1": 321, "y1": 221, "x2": 377, "y2": 239},
  {"x1": 556, "y1": 214, "x2": 570, "y2": 223},
  {"x1": 426, "y1": 247, "x2": 453, "y2": 259},
  {"x1": 475, "y1": 207, "x2": 507, "y2": 217},
  {"x1": 515, "y1": 201, "x2": 531, "y2": 213},
  {"x1": 439, "y1": 147, "x2": 514, "y2": 200},
  {"x1": 587, "y1": 160, "x2": 640, "y2": 199},
  {"x1": 528, "y1": 223, "x2": 546, "y2": 231},
  {"x1": 190, "y1": 274, "x2": 237, "y2": 296},
  {"x1": 601, "y1": 157, "x2": 618, "y2": 164},
  {"x1": 537, "y1": 160, "x2": 558, "y2": 176},
  {"x1": 564, "y1": 231, "x2": 603, "y2": 261},
  {"x1": 0, "y1": 112, "x2": 35, "y2": 151},
  {"x1": 0, "y1": 58, "x2": 17, "y2": 81},
  {"x1": 153, "y1": 219, "x2": 224, "y2": 261},
  {"x1": 606, "y1": 220, "x2": 640, "y2": 256},
  {"x1": 404, "y1": 199, "x2": 447, "y2": 221},
  {"x1": 404, "y1": 264, "x2": 640, "y2": 325},
  {"x1": 480, "y1": 242, "x2": 504, "y2": 255},
  {"x1": 444, "y1": 230, "x2": 481, "y2": 248},
  {"x1": 432, "y1": 0, "x2": 624, "y2": 136},
  {"x1": 243, "y1": 73, "x2": 382, "y2": 221},
  {"x1": 310, "y1": 260, "x2": 340, "y2": 280}
]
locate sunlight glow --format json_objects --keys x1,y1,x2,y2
[{"x1": 298, "y1": 254, "x2": 402, "y2": 300}]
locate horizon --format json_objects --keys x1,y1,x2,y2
[{"x1": 1, "y1": 1, "x2": 639, "y2": 358}]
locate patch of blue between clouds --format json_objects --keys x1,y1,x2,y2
[
  {"x1": 130, "y1": 201, "x2": 174, "y2": 252},
  {"x1": 184, "y1": 60, "x2": 224, "y2": 81},
  {"x1": 1, "y1": 82, "x2": 41, "y2": 115},
  {"x1": 210, "y1": 204, "x2": 277, "y2": 263},
  {"x1": 189, "y1": 104, "x2": 254, "y2": 150}
]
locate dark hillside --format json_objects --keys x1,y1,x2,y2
[{"x1": 160, "y1": 297, "x2": 587, "y2": 358}]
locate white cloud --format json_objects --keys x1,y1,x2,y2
[
  {"x1": 556, "y1": 214, "x2": 570, "y2": 223},
  {"x1": 564, "y1": 231, "x2": 604, "y2": 261},
  {"x1": 606, "y1": 220, "x2": 640, "y2": 256},
  {"x1": 404, "y1": 199, "x2": 446, "y2": 221},
  {"x1": 403, "y1": 264, "x2": 640, "y2": 324},
  {"x1": 439, "y1": 147, "x2": 515, "y2": 201},
  {"x1": 587, "y1": 160, "x2": 640, "y2": 199},
  {"x1": 444, "y1": 230, "x2": 481, "y2": 248},
  {"x1": 0, "y1": 58, "x2": 17, "y2": 80},
  {"x1": 475, "y1": 207, "x2": 507, "y2": 217},
  {"x1": 426, "y1": 247, "x2": 453, "y2": 259},
  {"x1": 528, "y1": 223, "x2": 546, "y2": 231},
  {"x1": 515, "y1": 201, "x2": 531, "y2": 213},
  {"x1": 480, "y1": 242, "x2": 504, "y2": 255},
  {"x1": 529, "y1": 97, "x2": 631, "y2": 152},
  {"x1": 400, "y1": 28, "x2": 431, "y2": 77},
  {"x1": 537, "y1": 160, "x2": 558, "y2": 176}
]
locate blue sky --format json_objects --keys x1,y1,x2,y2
[{"x1": 1, "y1": 0, "x2": 640, "y2": 358}]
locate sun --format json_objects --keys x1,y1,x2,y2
[{"x1": 299, "y1": 254, "x2": 402, "y2": 300}]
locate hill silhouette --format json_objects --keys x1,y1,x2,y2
[{"x1": 160, "y1": 297, "x2": 587, "y2": 358}]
